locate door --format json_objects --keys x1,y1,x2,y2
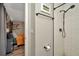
[{"x1": 35, "y1": 3, "x2": 54, "y2": 56}]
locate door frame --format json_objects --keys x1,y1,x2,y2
[{"x1": 28, "y1": 3, "x2": 35, "y2": 56}]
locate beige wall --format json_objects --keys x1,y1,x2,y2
[{"x1": 13, "y1": 21, "x2": 24, "y2": 36}]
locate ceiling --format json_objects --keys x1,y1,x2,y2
[{"x1": 4, "y1": 3, "x2": 25, "y2": 21}]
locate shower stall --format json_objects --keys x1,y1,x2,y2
[{"x1": 28, "y1": 3, "x2": 79, "y2": 56}]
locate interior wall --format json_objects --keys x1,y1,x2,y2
[
  {"x1": 54, "y1": 3, "x2": 79, "y2": 56},
  {"x1": 63, "y1": 3, "x2": 79, "y2": 56},
  {"x1": 0, "y1": 4, "x2": 6, "y2": 56},
  {"x1": 4, "y1": 3, "x2": 25, "y2": 21},
  {"x1": 28, "y1": 3, "x2": 54, "y2": 56},
  {"x1": 54, "y1": 3, "x2": 65, "y2": 56},
  {"x1": 35, "y1": 3, "x2": 54, "y2": 56}
]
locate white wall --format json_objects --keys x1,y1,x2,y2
[
  {"x1": 54, "y1": 3, "x2": 65, "y2": 56},
  {"x1": 54, "y1": 3, "x2": 79, "y2": 56},
  {"x1": 35, "y1": 3, "x2": 54, "y2": 56},
  {"x1": 4, "y1": 3, "x2": 25, "y2": 21},
  {"x1": 64, "y1": 3, "x2": 79, "y2": 56},
  {"x1": 28, "y1": 3, "x2": 54, "y2": 56}
]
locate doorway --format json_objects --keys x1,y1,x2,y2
[{"x1": 4, "y1": 3, "x2": 25, "y2": 56}]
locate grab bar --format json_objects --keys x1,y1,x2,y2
[{"x1": 36, "y1": 13, "x2": 54, "y2": 20}]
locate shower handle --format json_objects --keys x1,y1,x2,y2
[{"x1": 60, "y1": 10, "x2": 66, "y2": 38}]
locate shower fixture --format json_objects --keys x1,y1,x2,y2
[
  {"x1": 60, "y1": 5, "x2": 75, "y2": 13},
  {"x1": 60, "y1": 5, "x2": 75, "y2": 38}
]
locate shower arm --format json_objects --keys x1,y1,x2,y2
[{"x1": 60, "y1": 5, "x2": 75, "y2": 13}]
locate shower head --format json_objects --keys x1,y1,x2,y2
[
  {"x1": 65, "y1": 5, "x2": 75, "y2": 13},
  {"x1": 70, "y1": 5, "x2": 75, "y2": 9}
]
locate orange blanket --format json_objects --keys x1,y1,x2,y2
[{"x1": 16, "y1": 32, "x2": 25, "y2": 46}]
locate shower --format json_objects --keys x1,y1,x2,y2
[{"x1": 60, "y1": 5, "x2": 75, "y2": 38}]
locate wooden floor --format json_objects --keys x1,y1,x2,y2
[{"x1": 7, "y1": 46, "x2": 25, "y2": 56}]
